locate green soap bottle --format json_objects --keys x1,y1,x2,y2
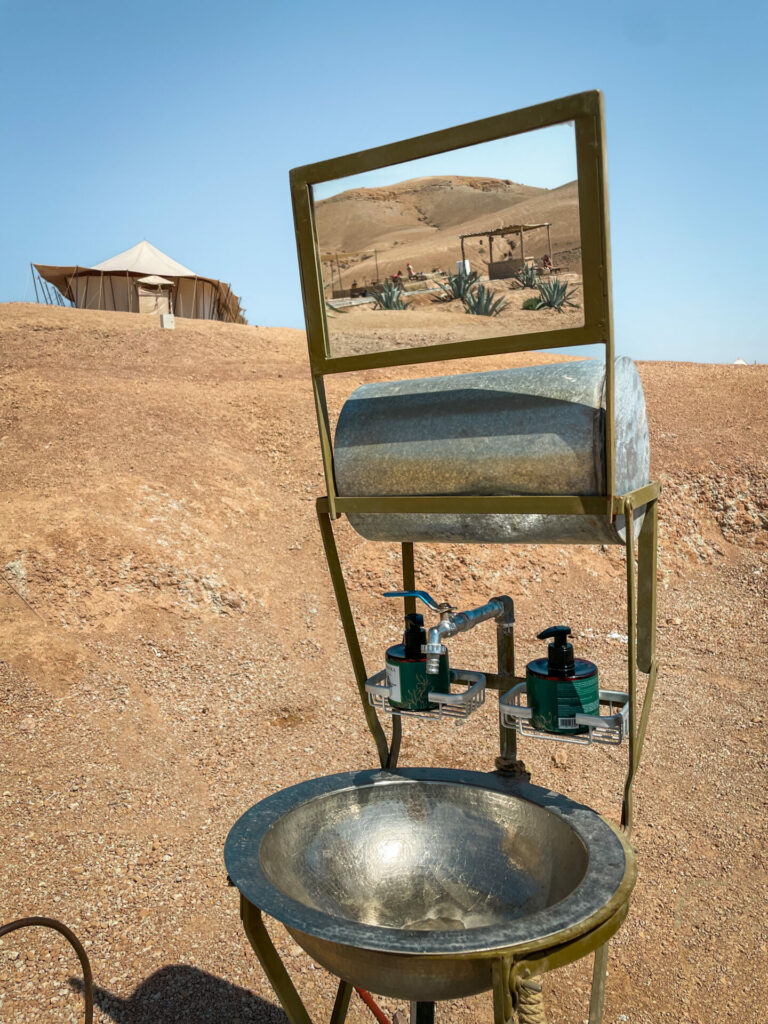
[
  {"x1": 386, "y1": 613, "x2": 450, "y2": 711},
  {"x1": 526, "y1": 626, "x2": 599, "y2": 735}
]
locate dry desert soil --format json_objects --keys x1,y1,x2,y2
[
  {"x1": 315, "y1": 175, "x2": 581, "y2": 289},
  {"x1": 1, "y1": 303, "x2": 767, "y2": 1024}
]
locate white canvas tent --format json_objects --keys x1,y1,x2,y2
[{"x1": 33, "y1": 240, "x2": 246, "y2": 323}]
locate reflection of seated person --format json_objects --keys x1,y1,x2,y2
[
  {"x1": 407, "y1": 262, "x2": 415, "y2": 279},
  {"x1": 541, "y1": 254, "x2": 553, "y2": 271},
  {"x1": 392, "y1": 270, "x2": 403, "y2": 282}
]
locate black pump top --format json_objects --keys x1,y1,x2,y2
[
  {"x1": 403, "y1": 614, "x2": 427, "y2": 659},
  {"x1": 538, "y1": 625, "x2": 575, "y2": 676}
]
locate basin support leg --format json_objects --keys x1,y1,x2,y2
[
  {"x1": 240, "y1": 898, "x2": 315, "y2": 1024},
  {"x1": 492, "y1": 956, "x2": 514, "y2": 1024},
  {"x1": 411, "y1": 1002, "x2": 435, "y2": 1024},
  {"x1": 587, "y1": 942, "x2": 609, "y2": 1024},
  {"x1": 331, "y1": 980, "x2": 353, "y2": 1024}
]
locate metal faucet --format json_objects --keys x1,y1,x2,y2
[{"x1": 384, "y1": 591, "x2": 514, "y2": 674}]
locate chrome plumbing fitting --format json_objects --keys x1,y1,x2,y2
[{"x1": 384, "y1": 590, "x2": 514, "y2": 674}]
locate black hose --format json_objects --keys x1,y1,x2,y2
[{"x1": 0, "y1": 916, "x2": 93, "y2": 1024}]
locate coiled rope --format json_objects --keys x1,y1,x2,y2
[{"x1": 516, "y1": 973, "x2": 547, "y2": 1024}]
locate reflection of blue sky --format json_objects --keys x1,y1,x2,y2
[{"x1": 312, "y1": 124, "x2": 576, "y2": 200}]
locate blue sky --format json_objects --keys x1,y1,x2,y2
[
  {"x1": 312, "y1": 124, "x2": 577, "y2": 199},
  {"x1": 2, "y1": 1, "x2": 766, "y2": 362}
]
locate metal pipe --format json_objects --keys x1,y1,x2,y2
[{"x1": 425, "y1": 596, "x2": 511, "y2": 674}]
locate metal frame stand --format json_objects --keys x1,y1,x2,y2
[{"x1": 307, "y1": 490, "x2": 659, "y2": 1024}]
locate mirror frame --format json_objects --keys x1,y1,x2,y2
[{"x1": 290, "y1": 90, "x2": 617, "y2": 516}]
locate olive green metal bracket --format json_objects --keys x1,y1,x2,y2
[
  {"x1": 317, "y1": 497, "x2": 408, "y2": 770},
  {"x1": 621, "y1": 494, "x2": 660, "y2": 836},
  {"x1": 240, "y1": 897, "x2": 354, "y2": 1024},
  {"x1": 241, "y1": 897, "x2": 317, "y2": 1024}
]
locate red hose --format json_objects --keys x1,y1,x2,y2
[{"x1": 355, "y1": 987, "x2": 392, "y2": 1024}]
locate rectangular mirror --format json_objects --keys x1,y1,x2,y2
[{"x1": 311, "y1": 122, "x2": 583, "y2": 359}]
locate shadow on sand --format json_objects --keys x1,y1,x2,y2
[{"x1": 71, "y1": 964, "x2": 287, "y2": 1023}]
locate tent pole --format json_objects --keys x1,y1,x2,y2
[
  {"x1": 192, "y1": 276, "x2": 198, "y2": 320},
  {"x1": 109, "y1": 275, "x2": 117, "y2": 311},
  {"x1": 82, "y1": 274, "x2": 89, "y2": 309},
  {"x1": 126, "y1": 271, "x2": 131, "y2": 313},
  {"x1": 546, "y1": 224, "x2": 552, "y2": 262},
  {"x1": 225, "y1": 283, "x2": 233, "y2": 323},
  {"x1": 30, "y1": 265, "x2": 40, "y2": 304},
  {"x1": 75, "y1": 266, "x2": 80, "y2": 308}
]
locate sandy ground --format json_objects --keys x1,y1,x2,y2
[
  {"x1": 328, "y1": 276, "x2": 583, "y2": 357},
  {"x1": 0, "y1": 303, "x2": 767, "y2": 1024}
]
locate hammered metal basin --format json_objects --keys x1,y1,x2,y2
[{"x1": 225, "y1": 768, "x2": 635, "y2": 1001}]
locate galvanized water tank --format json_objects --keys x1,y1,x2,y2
[{"x1": 334, "y1": 357, "x2": 649, "y2": 545}]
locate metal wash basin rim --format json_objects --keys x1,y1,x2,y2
[{"x1": 224, "y1": 767, "x2": 636, "y2": 958}]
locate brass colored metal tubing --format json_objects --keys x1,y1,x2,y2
[
  {"x1": 628, "y1": 658, "x2": 659, "y2": 811},
  {"x1": 384, "y1": 543, "x2": 416, "y2": 771},
  {"x1": 621, "y1": 496, "x2": 638, "y2": 834},
  {"x1": 316, "y1": 501, "x2": 391, "y2": 768},
  {"x1": 290, "y1": 178, "x2": 331, "y2": 363},
  {"x1": 496, "y1": 609, "x2": 518, "y2": 769},
  {"x1": 334, "y1": 495, "x2": 611, "y2": 516},
  {"x1": 330, "y1": 981, "x2": 353, "y2": 1024},
  {"x1": 510, "y1": 900, "x2": 629, "y2": 983},
  {"x1": 492, "y1": 956, "x2": 514, "y2": 1024},
  {"x1": 637, "y1": 498, "x2": 659, "y2": 673},
  {"x1": 240, "y1": 898, "x2": 315, "y2": 1024},
  {"x1": 611, "y1": 481, "x2": 661, "y2": 515},
  {"x1": 312, "y1": 374, "x2": 338, "y2": 520},
  {"x1": 587, "y1": 942, "x2": 610, "y2": 1024},
  {"x1": 485, "y1": 673, "x2": 527, "y2": 691},
  {"x1": 312, "y1": 325, "x2": 606, "y2": 377},
  {"x1": 401, "y1": 543, "x2": 416, "y2": 616}
]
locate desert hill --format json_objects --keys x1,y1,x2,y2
[
  {"x1": 0, "y1": 303, "x2": 766, "y2": 1024},
  {"x1": 315, "y1": 175, "x2": 581, "y2": 285}
]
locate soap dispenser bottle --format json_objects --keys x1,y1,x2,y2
[
  {"x1": 526, "y1": 626, "x2": 599, "y2": 734},
  {"x1": 385, "y1": 613, "x2": 450, "y2": 711}
]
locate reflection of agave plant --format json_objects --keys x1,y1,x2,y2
[
  {"x1": 438, "y1": 270, "x2": 479, "y2": 300},
  {"x1": 534, "y1": 277, "x2": 579, "y2": 312},
  {"x1": 369, "y1": 281, "x2": 412, "y2": 310},
  {"x1": 463, "y1": 284, "x2": 508, "y2": 317},
  {"x1": 515, "y1": 264, "x2": 540, "y2": 289}
]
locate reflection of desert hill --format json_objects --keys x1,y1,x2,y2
[{"x1": 315, "y1": 175, "x2": 580, "y2": 282}]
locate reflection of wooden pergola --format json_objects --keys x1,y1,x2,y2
[{"x1": 459, "y1": 222, "x2": 552, "y2": 267}]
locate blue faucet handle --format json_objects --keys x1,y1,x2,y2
[{"x1": 382, "y1": 590, "x2": 453, "y2": 614}]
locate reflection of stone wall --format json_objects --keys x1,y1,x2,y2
[
  {"x1": 489, "y1": 249, "x2": 583, "y2": 279},
  {"x1": 331, "y1": 287, "x2": 369, "y2": 299},
  {"x1": 489, "y1": 259, "x2": 524, "y2": 279}
]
